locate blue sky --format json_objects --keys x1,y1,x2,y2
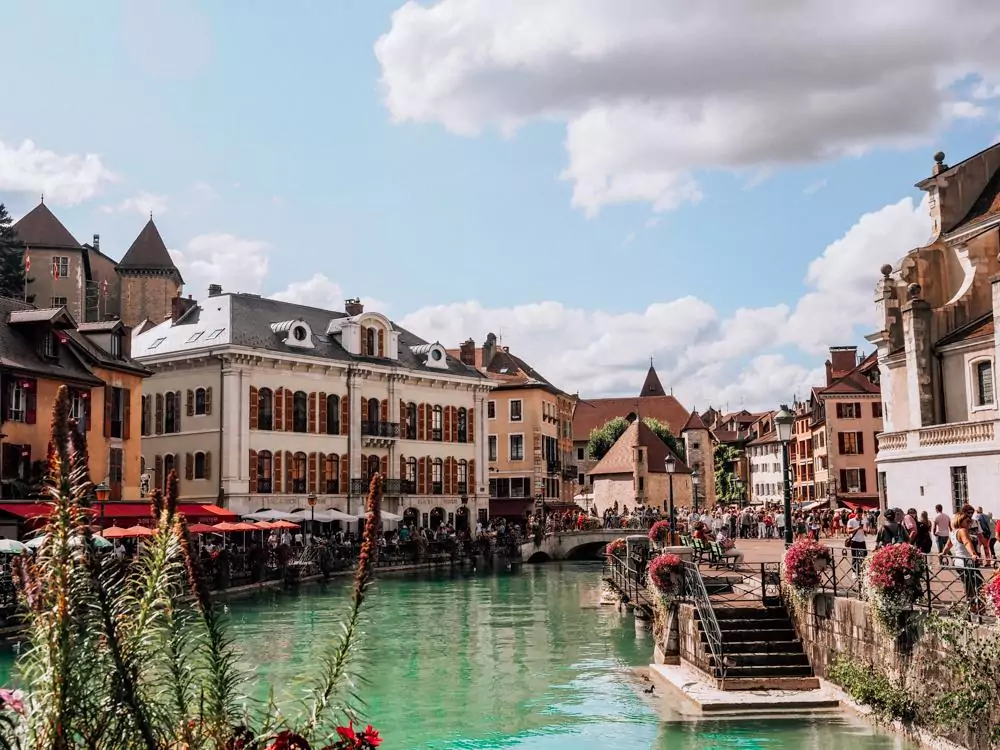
[{"x1": 3, "y1": 1, "x2": 1000, "y2": 409}]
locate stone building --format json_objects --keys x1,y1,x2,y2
[
  {"x1": 871, "y1": 145, "x2": 1000, "y2": 515},
  {"x1": 446, "y1": 333, "x2": 576, "y2": 520},
  {"x1": 746, "y1": 411, "x2": 783, "y2": 506},
  {"x1": 680, "y1": 410, "x2": 717, "y2": 509},
  {"x1": 132, "y1": 290, "x2": 492, "y2": 531},
  {"x1": 117, "y1": 219, "x2": 183, "y2": 328}
]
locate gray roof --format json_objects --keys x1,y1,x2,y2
[
  {"x1": 9, "y1": 308, "x2": 75, "y2": 326},
  {"x1": 119, "y1": 219, "x2": 183, "y2": 280},
  {"x1": 11, "y1": 203, "x2": 81, "y2": 249},
  {"x1": 78, "y1": 320, "x2": 125, "y2": 333}
]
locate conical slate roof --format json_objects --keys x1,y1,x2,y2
[
  {"x1": 639, "y1": 364, "x2": 666, "y2": 397},
  {"x1": 119, "y1": 219, "x2": 182, "y2": 280},
  {"x1": 12, "y1": 203, "x2": 81, "y2": 249},
  {"x1": 681, "y1": 409, "x2": 709, "y2": 432}
]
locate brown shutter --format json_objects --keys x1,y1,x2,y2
[
  {"x1": 418, "y1": 457, "x2": 427, "y2": 494},
  {"x1": 175, "y1": 391, "x2": 182, "y2": 432},
  {"x1": 249, "y1": 386, "x2": 259, "y2": 429},
  {"x1": 341, "y1": 396, "x2": 349, "y2": 435},
  {"x1": 185, "y1": 453, "x2": 194, "y2": 480},
  {"x1": 380, "y1": 454, "x2": 388, "y2": 480},
  {"x1": 205, "y1": 387, "x2": 213, "y2": 415},
  {"x1": 274, "y1": 451, "x2": 283, "y2": 493},
  {"x1": 318, "y1": 452, "x2": 326, "y2": 490},
  {"x1": 285, "y1": 451, "x2": 293, "y2": 491},
  {"x1": 444, "y1": 457, "x2": 452, "y2": 494},
  {"x1": 308, "y1": 452, "x2": 317, "y2": 493},
  {"x1": 400, "y1": 399, "x2": 407, "y2": 433},
  {"x1": 380, "y1": 399, "x2": 388, "y2": 424},
  {"x1": 308, "y1": 392, "x2": 317, "y2": 433},
  {"x1": 249, "y1": 450, "x2": 258, "y2": 489},
  {"x1": 837, "y1": 432, "x2": 845, "y2": 454},
  {"x1": 857, "y1": 432, "x2": 864, "y2": 455},
  {"x1": 340, "y1": 454, "x2": 349, "y2": 492},
  {"x1": 123, "y1": 388, "x2": 131, "y2": 440},
  {"x1": 400, "y1": 455, "x2": 406, "y2": 482},
  {"x1": 444, "y1": 406, "x2": 452, "y2": 442},
  {"x1": 361, "y1": 454, "x2": 368, "y2": 478},
  {"x1": 452, "y1": 456, "x2": 459, "y2": 494},
  {"x1": 319, "y1": 393, "x2": 327, "y2": 434},
  {"x1": 204, "y1": 451, "x2": 212, "y2": 481},
  {"x1": 859, "y1": 469, "x2": 868, "y2": 493},
  {"x1": 283, "y1": 389, "x2": 293, "y2": 431},
  {"x1": 104, "y1": 385, "x2": 113, "y2": 438},
  {"x1": 378, "y1": 328, "x2": 385, "y2": 357},
  {"x1": 154, "y1": 454, "x2": 163, "y2": 492},
  {"x1": 418, "y1": 403, "x2": 427, "y2": 441},
  {"x1": 86, "y1": 390, "x2": 93, "y2": 432},
  {"x1": 839, "y1": 469, "x2": 848, "y2": 493},
  {"x1": 274, "y1": 388, "x2": 284, "y2": 432},
  {"x1": 361, "y1": 399, "x2": 368, "y2": 423},
  {"x1": 187, "y1": 389, "x2": 195, "y2": 417},
  {"x1": 468, "y1": 407, "x2": 475, "y2": 444},
  {"x1": 469, "y1": 459, "x2": 476, "y2": 492}
]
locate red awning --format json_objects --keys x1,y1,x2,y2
[
  {"x1": 177, "y1": 504, "x2": 237, "y2": 522},
  {"x1": 0, "y1": 503, "x2": 56, "y2": 520},
  {"x1": 98, "y1": 504, "x2": 154, "y2": 519},
  {"x1": 840, "y1": 498, "x2": 880, "y2": 510}
]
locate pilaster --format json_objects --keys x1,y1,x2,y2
[
  {"x1": 220, "y1": 360, "x2": 249, "y2": 499},
  {"x1": 901, "y1": 283, "x2": 936, "y2": 428}
]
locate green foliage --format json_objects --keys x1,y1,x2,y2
[
  {"x1": 0, "y1": 204, "x2": 32, "y2": 302},
  {"x1": 587, "y1": 416, "x2": 685, "y2": 462},
  {"x1": 713, "y1": 444, "x2": 742, "y2": 504},
  {"x1": 828, "y1": 654, "x2": 917, "y2": 725}
]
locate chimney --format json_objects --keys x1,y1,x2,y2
[
  {"x1": 92, "y1": 234, "x2": 100, "y2": 251},
  {"x1": 171, "y1": 294, "x2": 197, "y2": 323},
  {"x1": 829, "y1": 346, "x2": 858, "y2": 379},
  {"x1": 824, "y1": 360, "x2": 833, "y2": 386},
  {"x1": 459, "y1": 338, "x2": 476, "y2": 366},
  {"x1": 345, "y1": 297, "x2": 364, "y2": 317},
  {"x1": 208, "y1": 284, "x2": 223, "y2": 297},
  {"x1": 482, "y1": 332, "x2": 497, "y2": 368}
]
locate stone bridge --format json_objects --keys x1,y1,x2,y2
[{"x1": 521, "y1": 529, "x2": 625, "y2": 562}]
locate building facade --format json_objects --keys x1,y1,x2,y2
[
  {"x1": 680, "y1": 410, "x2": 718, "y2": 509},
  {"x1": 448, "y1": 334, "x2": 576, "y2": 520},
  {"x1": 117, "y1": 219, "x2": 184, "y2": 328},
  {"x1": 872, "y1": 146, "x2": 1000, "y2": 515},
  {"x1": 133, "y1": 291, "x2": 491, "y2": 531},
  {"x1": 746, "y1": 412, "x2": 783, "y2": 506}
]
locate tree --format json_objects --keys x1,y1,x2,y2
[
  {"x1": 0, "y1": 203, "x2": 31, "y2": 301},
  {"x1": 587, "y1": 416, "x2": 686, "y2": 462},
  {"x1": 714, "y1": 443, "x2": 743, "y2": 505}
]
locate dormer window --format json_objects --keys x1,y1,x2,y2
[
  {"x1": 270, "y1": 319, "x2": 314, "y2": 349},
  {"x1": 40, "y1": 332, "x2": 58, "y2": 359},
  {"x1": 365, "y1": 327, "x2": 377, "y2": 356},
  {"x1": 110, "y1": 332, "x2": 122, "y2": 358}
]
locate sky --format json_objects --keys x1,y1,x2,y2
[{"x1": 3, "y1": 0, "x2": 1000, "y2": 412}]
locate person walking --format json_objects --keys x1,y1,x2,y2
[{"x1": 932, "y1": 504, "x2": 951, "y2": 554}]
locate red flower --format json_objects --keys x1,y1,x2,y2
[
  {"x1": 782, "y1": 539, "x2": 832, "y2": 591},
  {"x1": 648, "y1": 520, "x2": 671, "y2": 544},
  {"x1": 361, "y1": 725, "x2": 382, "y2": 747},
  {"x1": 648, "y1": 553, "x2": 684, "y2": 594},
  {"x1": 267, "y1": 730, "x2": 311, "y2": 750},
  {"x1": 335, "y1": 724, "x2": 357, "y2": 743}
]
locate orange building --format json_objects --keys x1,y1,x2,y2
[{"x1": 0, "y1": 298, "x2": 149, "y2": 505}]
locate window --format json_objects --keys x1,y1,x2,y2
[
  {"x1": 365, "y1": 327, "x2": 377, "y2": 356},
  {"x1": 258, "y1": 388, "x2": 274, "y2": 430},
  {"x1": 405, "y1": 457, "x2": 417, "y2": 491},
  {"x1": 207, "y1": 328, "x2": 225, "y2": 340},
  {"x1": 52, "y1": 256, "x2": 69, "y2": 279},
  {"x1": 110, "y1": 332, "x2": 122, "y2": 358},
  {"x1": 838, "y1": 431, "x2": 863, "y2": 455},
  {"x1": 457, "y1": 460, "x2": 469, "y2": 493},
  {"x1": 457, "y1": 407, "x2": 468, "y2": 443},
  {"x1": 108, "y1": 387, "x2": 126, "y2": 439},
  {"x1": 432, "y1": 458, "x2": 443, "y2": 495},
  {"x1": 163, "y1": 454, "x2": 175, "y2": 491},
  {"x1": 195, "y1": 387, "x2": 208, "y2": 415},
  {"x1": 489, "y1": 477, "x2": 532, "y2": 498},
  {"x1": 578, "y1": 472, "x2": 585, "y2": 485},
  {"x1": 327, "y1": 395, "x2": 341, "y2": 434},
  {"x1": 148, "y1": 337, "x2": 166, "y2": 350},
  {"x1": 432, "y1": 405, "x2": 443, "y2": 441},
  {"x1": 488, "y1": 435, "x2": 498, "y2": 461},
  {"x1": 164, "y1": 391, "x2": 180, "y2": 434},
  {"x1": 367, "y1": 397, "x2": 381, "y2": 431},
  {"x1": 257, "y1": 451, "x2": 273, "y2": 493},
  {"x1": 194, "y1": 452, "x2": 207, "y2": 479},
  {"x1": 405, "y1": 402, "x2": 417, "y2": 439},
  {"x1": 487, "y1": 401, "x2": 496, "y2": 420},
  {"x1": 292, "y1": 452, "x2": 307, "y2": 493},
  {"x1": 40, "y1": 332, "x2": 57, "y2": 359},
  {"x1": 50, "y1": 296, "x2": 67, "y2": 307},
  {"x1": 638, "y1": 476, "x2": 645, "y2": 491},
  {"x1": 109, "y1": 448, "x2": 124, "y2": 501},
  {"x1": 70, "y1": 391, "x2": 87, "y2": 430},
  {"x1": 975, "y1": 360, "x2": 995, "y2": 407},
  {"x1": 873, "y1": 401, "x2": 883, "y2": 418},
  {"x1": 292, "y1": 391, "x2": 308, "y2": 432},
  {"x1": 950, "y1": 466, "x2": 969, "y2": 512},
  {"x1": 577, "y1": 447, "x2": 584, "y2": 461},
  {"x1": 836, "y1": 403, "x2": 861, "y2": 419},
  {"x1": 187, "y1": 332, "x2": 204, "y2": 343},
  {"x1": 842, "y1": 468, "x2": 865, "y2": 493},
  {"x1": 324, "y1": 454, "x2": 340, "y2": 493},
  {"x1": 509, "y1": 400, "x2": 523, "y2": 422},
  {"x1": 510, "y1": 434, "x2": 524, "y2": 461}
]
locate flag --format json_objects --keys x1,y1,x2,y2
[
  {"x1": 52, "y1": 258, "x2": 60, "y2": 279},
  {"x1": 102, "y1": 279, "x2": 109, "y2": 299},
  {"x1": 23, "y1": 250, "x2": 30, "y2": 274}
]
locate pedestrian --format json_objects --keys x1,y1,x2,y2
[
  {"x1": 916, "y1": 511, "x2": 933, "y2": 555},
  {"x1": 932, "y1": 504, "x2": 951, "y2": 554},
  {"x1": 846, "y1": 509, "x2": 867, "y2": 576}
]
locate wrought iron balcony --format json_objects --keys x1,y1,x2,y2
[
  {"x1": 431, "y1": 428, "x2": 443, "y2": 441},
  {"x1": 361, "y1": 421, "x2": 400, "y2": 438},
  {"x1": 457, "y1": 482, "x2": 468, "y2": 495},
  {"x1": 351, "y1": 477, "x2": 416, "y2": 495}
]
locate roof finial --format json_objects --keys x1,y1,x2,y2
[
  {"x1": 40, "y1": 193, "x2": 44, "y2": 205},
  {"x1": 150, "y1": 210, "x2": 153, "y2": 220},
  {"x1": 650, "y1": 355, "x2": 653, "y2": 368}
]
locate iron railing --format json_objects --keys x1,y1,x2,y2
[
  {"x1": 361, "y1": 421, "x2": 400, "y2": 438},
  {"x1": 680, "y1": 560, "x2": 728, "y2": 681}
]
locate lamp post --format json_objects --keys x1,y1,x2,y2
[
  {"x1": 691, "y1": 470, "x2": 700, "y2": 514},
  {"x1": 774, "y1": 406, "x2": 795, "y2": 546},
  {"x1": 665, "y1": 455, "x2": 677, "y2": 545},
  {"x1": 94, "y1": 482, "x2": 111, "y2": 527},
  {"x1": 735, "y1": 477, "x2": 745, "y2": 508},
  {"x1": 307, "y1": 491, "x2": 317, "y2": 546}
]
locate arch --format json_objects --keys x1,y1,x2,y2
[
  {"x1": 164, "y1": 392, "x2": 179, "y2": 433},
  {"x1": 324, "y1": 453, "x2": 340, "y2": 493},
  {"x1": 526, "y1": 550, "x2": 553, "y2": 563},
  {"x1": 403, "y1": 507, "x2": 420, "y2": 528},
  {"x1": 457, "y1": 407, "x2": 468, "y2": 443},
  {"x1": 326, "y1": 394, "x2": 340, "y2": 434},
  {"x1": 194, "y1": 451, "x2": 206, "y2": 479},
  {"x1": 258, "y1": 388, "x2": 274, "y2": 430},
  {"x1": 195, "y1": 387, "x2": 207, "y2": 415},
  {"x1": 366, "y1": 454, "x2": 381, "y2": 481},
  {"x1": 455, "y1": 505, "x2": 470, "y2": 533},
  {"x1": 432, "y1": 405, "x2": 443, "y2": 440},
  {"x1": 367, "y1": 397, "x2": 380, "y2": 430},
  {"x1": 162, "y1": 453, "x2": 175, "y2": 490},
  {"x1": 564, "y1": 540, "x2": 611, "y2": 561},
  {"x1": 429, "y1": 507, "x2": 446, "y2": 530},
  {"x1": 457, "y1": 459, "x2": 469, "y2": 494},
  {"x1": 406, "y1": 402, "x2": 417, "y2": 439},
  {"x1": 291, "y1": 451, "x2": 307, "y2": 492},
  {"x1": 293, "y1": 391, "x2": 308, "y2": 432},
  {"x1": 257, "y1": 450, "x2": 273, "y2": 493}
]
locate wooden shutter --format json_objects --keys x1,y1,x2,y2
[
  {"x1": 319, "y1": 393, "x2": 327, "y2": 434},
  {"x1": 274, "y1": 451, "x2": 283, "y2": 493},
  {"x1": 839, "y1": 469, "x2": 848, "y2": 492},
  {"x1": 274, "y1": 388, "x2": 284, "y2": 432},
  {"x1": 378, "y1": 328, "x2": 385, "y2": 358},
  {"x1": 175, "y1": 391, "x2": 182, "y2": 432},
  {"x1": 380, "y1": 399, "x2": 388, "y2": 424},
  {"x1": 444, "y1": 457, "x2": 452, "y2": 494},
  {"x1": 837, "y1": 432, "x2": 845, "y2": 454},
  {"x1": 104, "y1": 385, "x2": 113, "y2": 437},
  {"x1": 859, "y1": 469, "x2": 868, "y2": 493},
  {"x1": 205, "y1": 387, "x2": 213, "y2": 415},
  {"x1": 285, "y1": 451, "x2": 293, "y2": 491},
  {"x1": 154, "y1": 455, "x2": 163, "y2": 492},
  {"x1": 123, "y1": 388, "x2": 131, "y2": 440},
  {"x1": 155, "y1": 393, "x2": 164, "y2": 434},
  {"x1": 469, "y1": 459, "x2": 475, "y2": 492},
  {"x1": 400, "y1": 455, "x2": 406, "y2": 482},
  {"x1": 857, "y1": 432, "x2": 864, "y2": 455},
  {"x1": 380, "y1": 454, "x2": 388, "y2": 480},
  {"x1": 204, "y1": 451, "x2": 212, "y2": 481},
  {"x1": 185, "y1": 453, "x2": 194, "y2": 480},
  {"x1": 308, "y1": 392, "x2": 317, "y2": 433},
  {"x1": 418, "y1": 457, "x2": 427, "y2": 494},
  {"x1": 452, "y1": 457, "x2": 459, "y2": 494},
  {"x1": 399, "y1": 399, "x2": 406, "y2": 433},
  {"x1": 249, "y1": 386, "x2": 259, "y2": 429},
  {"x1": 25, "y1": 382, "x2": 36, "y2": 425},
  {"x1": 341, "y1": 396, "x2": 349, "y2": 435},
  {"x1": 361, "y1": 399, "x2": 368, "y2": 423},
  {"x1": 85, "y1": 390, "x2": 92, "y2": 432},
  {"x1": 360, "y1": 454, "x2": 368, "y2": 478},
  {"x1": 249, "y1": 450, "x2": 258, "y2": 489},
  {"x1": 186, "y1": 389, "x2": 195, "y2": 417},
  {"x1": 308, "y1": 452, "x2": 317, "y2": 493},
  {"x1": 283, "y1": 389, "x2": 293, "y2": 432},
  {"x1": 318, "y1": 452, "x2": 326, "y2": 489},
  {"x1": 468, "y1": 407, "x2": 475, "y2": 444},
  {"x1": 340, "y1": 455, "x2": 349, "y2": 492},
  {"x1": 444, "y1": 407, "x2": 453, "y2": 442},
  {"x1": 418, "y1": 403, "x2": 427, "y2": 441}
]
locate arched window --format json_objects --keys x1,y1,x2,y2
[
  {"x1": 292, "y1": 451, "x2": 307, "y2": 493},
  {"x1": 975, "y1": 359, "x2": 995, "y2": 407},
  {"x1": 324, "y1": 453, "x2": 340, "y2": 493},
  {"x1": 195, "y1": 387, "x2": 207, "y2": 415},
  {"x1": 406, "y1": 402, "x2": 417, "y2": 439},
  {"x1": 164, "y1": 392, "x2": 179, "y2": 433},
  {"x1": 458, "y1": 459, "x2": 468, "y2": 493},
  {"x1": 366, "y1": 327, "x2": 377, "y2": 357},
  {"x1": 457, "y1": 407, "x2": 468, "y2": 443},
  {"x1": 432, "y1": 406, "x2": 443, "y2": 441},
  {"x1": 141, "y1": 395, "x2": 150, "y2": 436},
  {"x1": 326, "y1": 395, "x2": 340, "y2": 434},
  {"x1": 257, "y1": 451, "x2": 273, "y2": 493},
  {"x1": 163, "y1": 454, "x2": 175, "y2": 491},
  {"x1": 365, "y1": 454, "x2": 380, "y2": 481},
  {"x1": 406, "y1": 457, "x2": 417, "y2": 491},
  {"x1": 432, "y1": 458, "x2": 443, "y2": 495},
  {"x1": 194, "y1": 451, "x2": 206, "y2": 479},
  {"x1": 293, "y1": 391, "x2": 308, "y2": 432},
  {"x1": 367, "y1": 397, "x2": 380, "y2": 431},
  {"x1": 258, "y1": 388, "x2": 274, "y2": 431}
]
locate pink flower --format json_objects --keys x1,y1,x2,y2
[{"x1": 0, "y1": 688, "x2": 23, "y2": 714}]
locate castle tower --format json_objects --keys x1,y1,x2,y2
[
  {"x1": 117, "y1": 218, "x2": 183, "y2": 327},
  {"x1": 681, "y1": 409, "x2": 717, "y2": 510}
]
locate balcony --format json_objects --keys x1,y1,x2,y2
[
  {"x1": 431, "y1": 428, "x2": 443, "y2": 441},
  {"x1": 352, "y1": 477, "x2": 416, "y2": 495},
  {"x1": 546, "y1": 459, "x2": 561, "y2": 474},
  {"x1": 431, "y1": 481, "x2": 443, "y2": 495},
  {"x1": 877, "y1": 420, "x2": 1000, "y2": 460},
  {"x1": 362, "y1": 421, "x2": 400, "y2": 447}
]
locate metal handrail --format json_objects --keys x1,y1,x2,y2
[{"x1": 680, "y1": 560, "x2": 728, "y2": 681}]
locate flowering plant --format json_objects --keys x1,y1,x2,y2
[
  {"x1": 648, "y1": 520, "x2": 671, "y2": 545},
  {"x1": 783, "y1": 539, "x2": 832, "y2": 592},
  {"x1": 648, "y1": 553, "x2": 685, "y2": 596},
  {"x1": 863, "y1": 543, "x2": 927, "y2": 633},
  {"x1": 983, "y1": 573, "x2": 1000, "y2": 618},
  {"x1": 605, "y1": 537, "x2": 627, "y2": 557}
]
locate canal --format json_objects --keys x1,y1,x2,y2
[{"x1": 0, "y1": 563, "x2": 909, "y2": 748}]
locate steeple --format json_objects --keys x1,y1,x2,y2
[
  {"x1": 639, "y1": 362, "x2": 666, "y2": 397},
  {"x1": 119, "y1": 218, "x2": 184, "y2": 282}
]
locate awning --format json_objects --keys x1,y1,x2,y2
[
  {"x1": 490, "y1": 498, "x2": 532, "y2": 517},
  {"x1": 840, "y1": 498, "x2": 880, "y2": 510},
  {"x1": 179, "y1": 504, "x2": 237, "y2": 521},
  {"x1": 0, "y1": 503, "x2": 56, "y2": 520},
  {"x1": 801, "y1": 500, "x2": 827, "y2": 512}
]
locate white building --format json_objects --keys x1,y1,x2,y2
[
  {"x1": 132, "y1": 288, "x2": 492, "y2": 532},
  {"x1": 746, "y1": 412, "x2": 783, "y2": 507},
  {"x1": 871, "y1": 146, "x2": 1000, "y2": 516}
]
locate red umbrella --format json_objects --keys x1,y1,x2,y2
[
  {"x1": 270, "y1": 520, "x2": 300, "y2": 529},
  {"x1": 100, "y1": 526, "x2": 131, "y2": 539},
  {"x1": 187, "y1": 523, "x2": 218, "y2": 534},
  {"x1": 253, "y1": 520, "x2": 278, "y2": 530},
  {"x1": 125, "y1": 525, "x2": 154, "y2": 538},
  {"x1": 230, "y1": 522, "x2": 259, "y2": 532},
  {"x1": 211, "y1": 522, "x2": 241, "y2": 533}
]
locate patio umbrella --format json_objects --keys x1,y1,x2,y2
[
  {"x1": 270, "y1": 520, "x2": 300, "y2": 530},
  {"x1": 253, "y1": 520, "x2": 278, "y2": 530},
  {"x1": 243, "y1": 510, "x2": 298, "y2": 521},
  {"x1": 231, "y1": 522, "x2": 260, "y2": 532},
  {"x1": 124, "y1": 525, "x2": 155, "y2": 538},
  {"x1": 100, "y1": 526, "x2": 131, "y2": 539},
  {"x1": 187, "y1": 523, "x2": 218, "y2": 534},
  {"x1": 211, "y1": 522, "x2": 241, "y2": 533},
  {"x1": 25, "y1": 534, "x2": 112, "y2": 550},
  {"x1": 0, "y1": 539, "x2": 27, "y2": 555},
  {"x1": 355, "y1": 510, "x2": 403, "y2": 522}
]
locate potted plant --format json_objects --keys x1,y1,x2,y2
[
  {"x1": 605, "y1": 537, "x2": 628, "y2": 558},
  {"x1": 648, "y1": 520, "x2": 671, "y2": 548},
  {"x1": 647, "y1": 553, "x2": 685, "y2": 599},
  {"x1": 862, "y1": 542, "x2": 928, "y2": 633},
  {"x1": 782, "y1": 539, "x2": 833, "y2": 613}
]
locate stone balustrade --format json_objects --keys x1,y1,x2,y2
[
  {"x1": 876, "y1": 431, "x2": 908, "y2": 452},
  {"x1": 918, "y1": 420, "x2": 995, "y2": 447}
]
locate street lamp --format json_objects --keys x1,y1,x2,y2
[
  {"x1": 94, "y1": 482, "x2": 110, "y2": 526},
  {"x1": 307, "y1": 491, "x2": 317, "y2": 546},
  {"x1": 665, "y1": 455, "x2": 677, "y2": 545},
  {"x1": 774, "y1": 405, "x2": 795, "y2": 546},
  {"x1": 735, "y1": 477, "x2": 746, "y2": 508},
  {"x1": 691, "y1": 470, "x2": 700, "y2": 513}
]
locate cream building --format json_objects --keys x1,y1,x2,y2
[
  {"x1": 132, "y1": 289, "x2": 492, "y2": 532},
  {"x1": 746, "y1": 412, "x2": 783, "y2": 506},
  {"x1": 871, "y1": 146, "x2": 1000, "y2": 515}
]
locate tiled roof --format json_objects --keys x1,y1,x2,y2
[
  {"x1": 935, "y1": 312, "x2": 994, "y2": 348},
  {"x1": 445, "y1": 342, "x2": 568, "y2": 394},
  {"x1": 9, "y1": 308, "x2": 75, "y2": 326},
  {"x1": 746, "y1": 429, "x2": 779, "y2": 445},
  {"x1": 681, "y1": 409, "x2": 709, "y2": 432},
  {"x1": 713, "y1": 429, "x2": 740, "y2": 444},
  {"x1": 0, "y1": 297, "x2": 103, "y2": 385},
  {"x1": 78, "y1": 320, "x2": 125, "y2": 333},
  {"x1": 639, "y1": 365, "x2": 666, "y2": 397},
  {"x1": 816, "y1": 350, "x2": 880, "y2": 396},
  {"x1": 589, "y1": 420, "x2": 689, "y2": 477},
  {"x1": 12, "y1": 203, "x2": 81, "y2": 249},
  {"x1": 572, "y1": 394, "x2": 690, "y2": 441},
  {"x1": 119, "y1": 219, "x2": 183, "y2": 279}
]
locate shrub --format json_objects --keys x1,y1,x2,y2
[{"x1": 829, "y1": 655, "x2": 917, "y2": 725}]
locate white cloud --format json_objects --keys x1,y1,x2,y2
[
  {"x1": 377, "y1": 0, "x2": 1000, "y2": 213},
  {"x1": 945, "y1": 100, "x2": 987, "y2": 120},
  {"x1": 0, "y1": 139, "x2": 116, "y2": 205},
  {"x1": 190, "y1": 182, "x2": 219, "y2": 202},
  {"x1": 270, "y1": 273, "x2": 343, "y2": 309},
  {"x1": 803, "y1": 179, "x2": 828, "y2": 196},
  {"x1": 644, "y1": 217, "x2": 660, "y2": 230},
  {"x1": 99, "y1": 191, "x2": 168, "y2": 217},
  {"x1": 170, "y1": 233, "x2": 271, "y2": 299}
]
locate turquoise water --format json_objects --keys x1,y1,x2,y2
[{"x1": 0, "y1": 563, "x2": 909, "y2": 748}]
